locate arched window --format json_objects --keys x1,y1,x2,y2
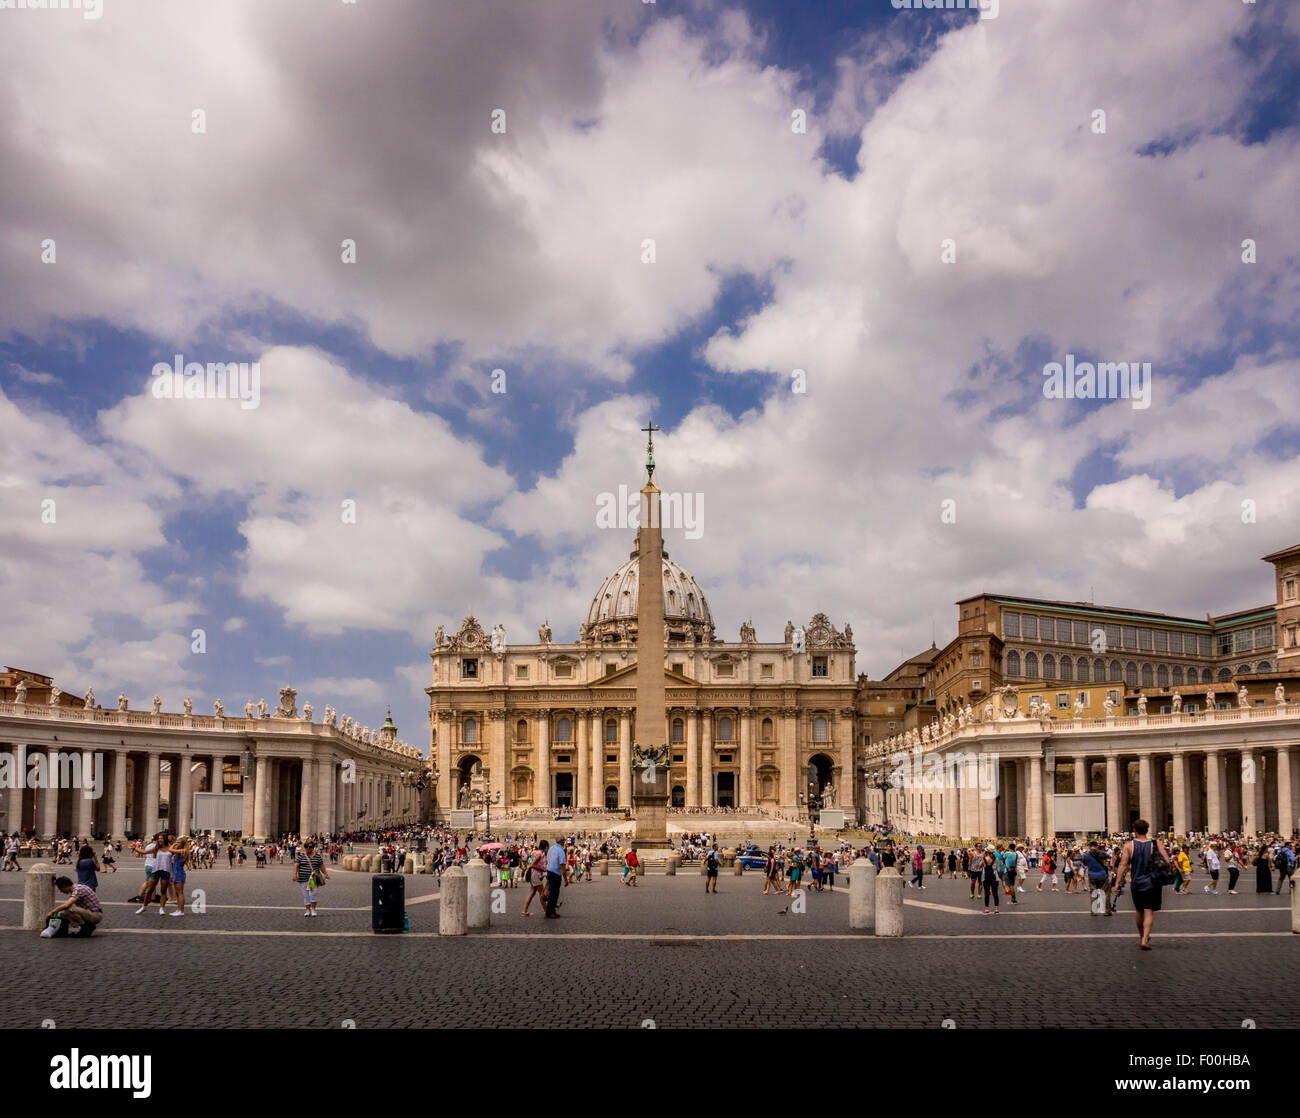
[
  {"x1": 1125, "y1": 662, "x2": 1138, "y2": 687},
  {"x1": 463, "y1": 718, "x2": 477, "y2": 744},
  {"x1": 813, "y1": 716, "x2": 828, "y2": 742},
  {"x1": 1042, "y1": 654, "x2": 1056, "y2": 680},
  {"x1": 1172, "y1": 666, "x2": 1184, "y2": 686},
  {"x1": 556, "y1": 716, "x2": 572, "y2": 742},
  {"x1": 1024, "y1": 652, "x2": 1039, "y2": 680},
  {"x1": 672, "y1": 719, "x2": 684, "y2": 743},
  {"x1": 761, "y1": 717, "x2": 773, "y2": 742},
  {"x1": 1218, "y1": 668, "x2": 1232, "y2": 682},
  {"x1": 605, "y1": 719, "x2": 617, "y2": 744},
  {"x1": 1156, "y1": 665, "x2": 1169, "y2": 687},
  {"x1": 1076, "y1": 657, "x2": 1089, "y2": 682},
  {"x1": 515, "y1": 719, "x2": 528, "y2": 742},
  {"x1": 1006, "y1": 650, "x2": 1021, "y2": 676},
  {"x1": 1257, "y1": 661, "x2": 1272, "y2": 673},
  {"x1": 1095, "y1": 658, "x2": 1106, "y2": 682},
  {"x1": 1109, "y1": 660, "x2": 1122, "y2": 682},
  {"x1": 717, "y1": 716, "x2": 733, "y2": 742},
  {"x1": 1060, "y1": 656, "x2": 1073, "y2": 681},
  {"x1": 1141, "y1": 664, "x2": 1153, "y2": 688},
  {"x1": 1236, "y1": 664, "x2": 1251, "y2": 676}
]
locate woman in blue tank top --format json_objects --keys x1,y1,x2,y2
[{"x1": 1113, "y1": 818, "x2": 1170, "y2": 950}]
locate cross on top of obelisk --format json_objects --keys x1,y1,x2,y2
[{"x1": 641, "y1": 420, "x2": 661, "y2": 479}]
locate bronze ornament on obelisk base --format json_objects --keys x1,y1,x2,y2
[{"x1": 630, "y1": 421, "x2": 672, "y2": 848}]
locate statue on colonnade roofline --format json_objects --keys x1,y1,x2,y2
[
  {"x1": 84, "y1": 688, "x2": 95, "y2": 709},
  {"x1": 49, "y1": 685, "x2": 61, "y2": 706},
  {"x1": 245, "y1": 700, "x2": 255, "y2": 719},
  {"x1": 1172, "y1": 690, "x2": 1182, "y2": 712},
  {"x1": 1136, "y1": 694, "x2": 1147, "y2": 716},
  {"x1": 1277, "y1": 683, "x2": 1287, "y2": 706},
  {"x1": 151, "y1": 695, "x2": 161, "y2": 714},
  {"x1": 792, "y1": 626, "x2": 806, "y2": 653},
  {"x1": 1238, "y1": 685, "x2": 1249, "y2": 708},
  {"x1": 183, "y1": 697, "x2": 192, "y2": 715},
  {"x1": 15, "y1": 678, "x2": 27, "y2": 703},
  {"x1": 117, "y1": 692, "x2": 128, "y2": 711},
  {"x1": 302, "y1": 701, "x2": 313, "y2": 721},
  {"x1": 214, "y1": 698, "x2": 224, "y2": 717},
  {"x1": 962, "y1": 702, "x2": 974, "y2": 724},
  {"x1": 258, "y1": 697, "x2": 269, "y2": 718},
  {"x1": 1103, "y1": 696, "x2": 1115, "y2": 718},
  {"x1": 1073, "y1": 696, "x2": 1084, "y2": 719}
]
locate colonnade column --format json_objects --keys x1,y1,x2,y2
[
  {"x1": 301, "y1": 757, "x2": 317, "y2": 837},
  {"x1": 176, "y1": 753, "x2": 193, "y2": 836},
  {"x1": 1074, "y1": 758, "x2": 1089, "y2": 794},
  {"x1": 109, "y1": 750, "x2": 127, "y2": 839},
  {"x1": 1105, "y1": 755, "x2": 1121, "y2": 833},
  {"x1": 317, "y1": 757, "x2": 334, "y2": 835},
  {"x1": 254, "y1": 756, "x2": 271, "y2": 838},
  {"x1": 535, "y1": 712, "x2": 551, "y2": 809},
  {"x1": 1171, "y1": 752, "x2": 1188, "y2": 837},
  {"x1": 1278, "y1": 747, "x2": 1293, "y2": 838},
  {"x1": 6, "y1": 746, "x2": 24, "y2": 837},
  {"x1": 1204, "y1": 750, "x2": 1222, "y2": 834},
  {"x1": 617, "y1": 708, "x2": 631, "y2": 809},
  {"x1": 685, "y1": 712, "x2": 699, "y2": 808},
  {"x1": 140, "y1": 752, "x2": 160, "y2": 838},
  {"x1": 576, "y1": 714, "x2": 589, "y2": 809},
  {"x1": 1027, "y1": 756, "x2": 1043, "y2": 840},
  {"x1": 1241, "y1": 748, "x2": 1256, "y2": 835},
  {"x1": 1138, "y1": 753, "x2": 1155, "y2": 826},
  {"x1": 739, "y1": 712, "x2": 753, "y2": 810}
]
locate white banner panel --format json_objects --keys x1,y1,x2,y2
[
  {"x1": 1052, "y1": 792, "x2": 1105, "y2": 833},
  {"x1": 193, "y1": 792, "x2": 245, "y2": 832}
]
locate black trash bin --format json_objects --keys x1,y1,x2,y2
[{"x1": 371, "y1": 873, "x2": 405, "y2": 934}]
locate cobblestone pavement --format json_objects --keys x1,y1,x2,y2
[{"x1": 2, "y1": 863, "x2": 1297, "y2": 1028}]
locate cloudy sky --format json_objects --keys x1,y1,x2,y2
[{"x1": 2, "y1": 0, "x2": 1297, "y2": 749}]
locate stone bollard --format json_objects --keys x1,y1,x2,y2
[
  {"x1": 734, "y1": 856, "x2": 744, "y2": 876},
  {"x1": 402, "y1": 855, "x2": 414, "y2": 875},
  {"x1": 24, "y1": 862, "x2": 55, "y2": 931},
  {"x1": 875, "y1": 867, "x2": 904, "y2": 938},
  {"x1": 465, "y1": 860, "x2": 491, "y2": 929},
  {"x1": 600, "y1": 858, "x2": 609, "y2": 876},
  {"x1": 439, "y1": 866, "x2": 468, "y2": 936},
  {"x1": 849, "y1": 858, "x2": 876, "y2": 931},
  {"x1": 699, "y1": 857, "x2": 707, "y2": 876},
  {"x1": 359, "y1": 855, "x2": 371, "y2": 872},
  {"x1": 665, "y1": 857, "x2": 676, "y2": 876},
  {"x1": 635, "y1": 860, "x2": 645, "y2": 876}
]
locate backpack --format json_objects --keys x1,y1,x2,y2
[{"x1": 706, "y1": 850, "x2": 718, "y2": 869}]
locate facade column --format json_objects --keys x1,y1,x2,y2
[
  {"x1": 739, "y1": 711, "x2": 753, "y2": 810},
  {"x1": 576, "y1": 713, "x2": 589, "y2": 809},
  {"x1": 141, "y1": 752, "x2": 160, "y2": 838},
  {"x1": 1205, "y1": 750, "x2": 1222, "y2": 834},
  {"x1": 685, "y1": 711, "x2": 699, "y2": 808},
  {"x1": 436, "y1": 715, "x2": 453, "y2": 815},
  {"x1": 490, "y1": 712, "x2": 507, "y2": 810},
  {"x1": 781, "y1": 707, "x2": 797, "y2": 814},
  {"x1": 700, "y1": 712, "x2": 713, "y2": 808},
  {"x1": 617, "y1": 708, "x2": 631, "y2": 809},
  {"x1": 1241, "y1": 748, "x2": 1256, "y2": 835},
  {"x1": 590, "y1": 711, "x2": 603, "y2": 809},
  {"x1": 1171, "y1": 751, "x2": 1188, "y2": 837},
  {"x1": 176, "y1": 753, "x2": 193, "y2": 836},
  {"x1": 1027, "y1": 755, "x2": 1043, "y2": 840},
  {"x1": 536, "y1": 712, "x2": 551, "y2": 809},
  {"x1": 1278, "y1": 748, "x2": 1294, "y2": 839},
  {"x1": 254, "y1": 756, "x2": 271, "y2": 838},
  {"x1": 1138, "y1": 753, "x2": 1155, "y2": 826},
  {"x1": 837, "y1": 710, "x2": 855, "y2": 818},
  {"x1": 958, "y1": 757, "x2": 977, "y2": 838}
]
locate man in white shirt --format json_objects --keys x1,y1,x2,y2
[{"x1": 1202, "y1": 843, "x2": 1221, "y2": 895}]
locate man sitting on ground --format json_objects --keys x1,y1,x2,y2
[{"x1": 42, "y1": 876, "x2": 103, "y2": 937}]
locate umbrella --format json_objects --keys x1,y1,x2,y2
[{"x1": 477, "y1": 842, "x2": 504, "y2": 851}]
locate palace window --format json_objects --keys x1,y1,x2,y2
[
  {"x1": 813, "y1": 716, "x2": 828, "y2": 742},
  {"x1": 1169, "y1": 631, "x2": 1183, "y2": 654},
  {"x1": 812, "y1": 656, "x2": 828, "y2": 677},
  {"x1": 1040, "y1": 618, "x2": 1054, "y2": 641},
  {"x1": 1236, "y1": 663, "x2": 1251, "y2": 676},
  {"x1": 1022, "y1": 615, "x2": 1038, "y2": 639},
  {"x1": 1095, "y1": 657, "x2": 1106, "y2": 680},
  {"x1": 1059, "y1": 656, "x2": 1073, "y2": 681},
  {"x1": 1172, "y1": 666, "x2": 1184, "y2": 686},
  {"x1": 1006, "y1": 650, "x2": 1021, "y2": 676},
  {"x1": 1197, "y1": 635, "x2": 1212, "y2": 656},
  {"x1": 1154, "y1": 630, "x2": 1168, "y2": 652},
  {"x1": 1257, "y1": 661, "x2": 1272, "y2": 672},
  {"x1": 1043, "y1": 654, "x2": 1056, "y2": 680},
  {"x1": 1157, "y1": 665, "x2": 1169, "y2": 687},
  {"x1": 672, "y1": 662, "x2": 685, "y2": 675},
  {"x1": 1004, "y1": 612, "x2": 1021, "y2": 638},
  {"x1": 604, "y1": 663, "x2": 617, "y2": 676},
  {"x1": 1107, "y1": 690, "x2": 1120, "y2": 705},
  {"x1": 1141, "y1": 664, "x2": 1153, "y2": 688},
  {"x1": 1077, "y1": 692, "x2": 1088, "y2": 706},
  {"x1": 1077, "y1": 657, "x2": 1090, "y2": 682},
  {"x1": 1109, "y1": 660, "x2": 1122, "y2": 682},
  {"x1": 1236, "y1": 630, "x2": 1254, "y2": 653},
  {"x1": 1126, "y1": 662, "x2": 1138, "y2": 686},
  {"x1": 1286, "y1": 578, "x2": 1296, "y2": 600},
  {"x1": 1105, "y1": 624, "x2": 1121, "y2": 649},
  {"x1": 1255, "y1": 625, "x2": 1275, "y2": 649},
  {"x1": 462, "y1": 658, "x2": 478, "y2": 679},
  {"x1": 1138, "y1": 629, "x2": 1152, "y2": 651},
  {"x1": 1218, "y1": 668, "x2": 1232, "y2": 682},
  {"x1": 1056, "y1": 693, "x2": 1070, "y2": 709},
  {"x1": 1074, "y1": 621, "x2": 1089, "y2": 644},
  {"x1": 1024, "y1": 652, "x2": 1039, "y2": 680},
  {"x1": 1122, "y1": 627, "x2": 1137, "y2": 649}
]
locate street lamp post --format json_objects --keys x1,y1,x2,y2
[{"x1": 468, "y1": 779, "x2": 500, "y2": 839}]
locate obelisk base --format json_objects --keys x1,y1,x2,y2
[{"x1": 631, "y1": 766, "x2": 672, "y2": 848}]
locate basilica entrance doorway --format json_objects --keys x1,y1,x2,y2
[{"x1": 715, "y1": 772, "x2": 735, "y2": 808}]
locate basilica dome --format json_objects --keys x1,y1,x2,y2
[{"x1": 583, "y1": 549, "x2": 715, "y2": 644}]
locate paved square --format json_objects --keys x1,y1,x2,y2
[{"x1": 3, "y1": 857, "x2": 1298, "y2": 1029}]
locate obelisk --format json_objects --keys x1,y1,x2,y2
[{"x1": 631, "y1": 421, "x2": 671, "y2": 846}]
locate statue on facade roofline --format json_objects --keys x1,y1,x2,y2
[
  {"x1": 258, "y1": 698, "x2": 269, "y2": 718},
  {"x1": 245, "y1": 700, "x2": 256, "y2": 719},
  {"x1": 492, "y1": 623, "x2": 506, "y2": 653},
  {"x1": 539, "y1": 620, "x2": 552, "y2": 644},
  {"x1": 434, "y1": 625, "x2": 446, "y2": 648}
]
